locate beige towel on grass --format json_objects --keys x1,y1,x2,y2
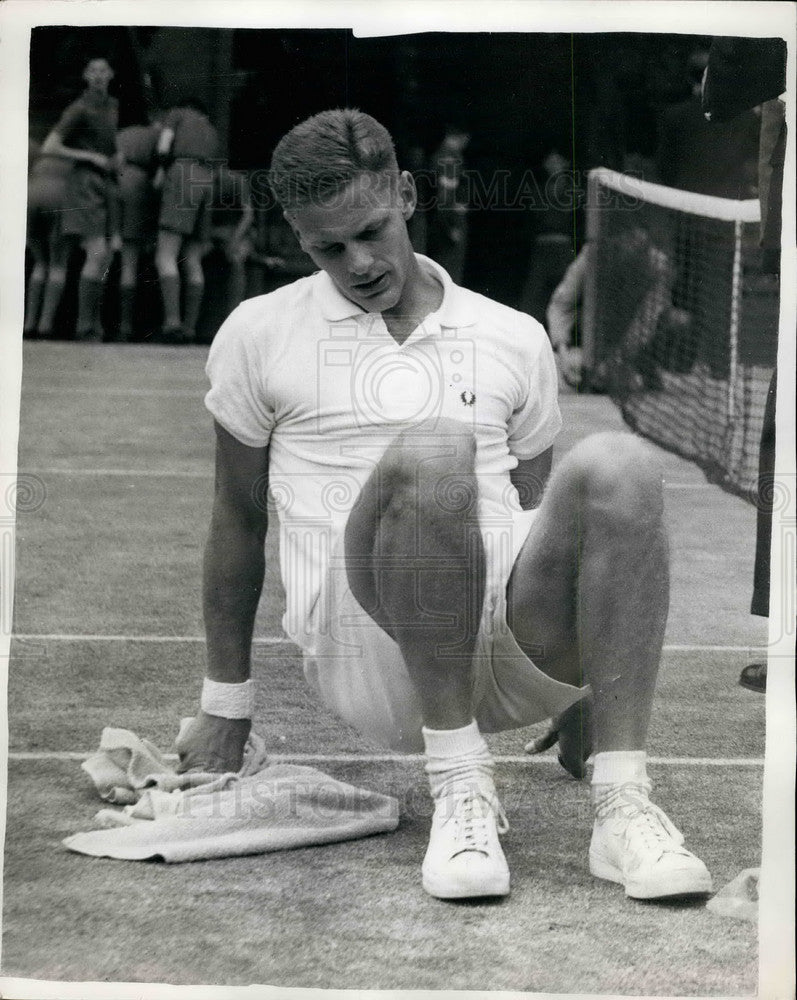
[
  {"x1": 706, "y1": 868, "x2": 760, "y2": 922},
  {"x1": 63, "y1": 725, "x2": 399, "y2": 862}
]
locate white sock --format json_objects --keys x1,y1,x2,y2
[
  {"x1": 591, "y1": 749, "x2": 649, "y2": 786},
  {"x1": 591, "y1": 750, "x2": 650, "y2": 809},
  {"x1": 422, "y1": 720, "x2": 495, "y2": 799}
]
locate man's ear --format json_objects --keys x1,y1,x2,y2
[
  {"x1": 398, "y1": 170, "x2": 418, "y2": 221},
  {"x1": 284, "y1": 210, "x2": 305, "y2": 248}
]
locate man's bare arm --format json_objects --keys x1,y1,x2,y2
[
  {"x1": 509, "y1": 447, "x2": 553, "y2": 511},
  {"x1": 176, "y1": 423, "x2": 269, "y2": 773},
  {"x1": 152, "y1": 125, "x2": 175, "y2": 190},
  {"x1": 204, "y1": 421, "x2": 270, "y2": 682},
  {"x1": 41, "y1": 130, "x2": 110, "y2": 171}
]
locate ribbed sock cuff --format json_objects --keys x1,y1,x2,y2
[
  {"x1": 423, "y1": 720, "x2": 495, "y2": 799},
  {"x1": 422, "y1": 719, "x2": 483, "y2": 758},
  {"x1": 591, "y1": 750, "x2": 649, "y2": 787}
]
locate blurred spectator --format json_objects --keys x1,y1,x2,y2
[
  {"x1": 551, "y1": 228, "x2": 682, "y2": 393},
  {"x1": 656, "y1": 47, "x2": 759, "y2": 199},
  {"x1": 426, "y1": 124, "x2": 470, "y2": 283},
  {"x1": 248, "y1": 203, "x2": 316, "y2": 298},
  {"x1": 519, "y1": 149, "x2": 576, "y2": 324},
  {"x1": 405, "y1": 143, "x2": 430, "y2": 255},
  {"x1": 115, "y1": 120, "x2": 160, "y2": 340},
  {"x1": 24, "y1": 146, "x2": 72, "y2": 337},
  {"x1": 39, "y1": 56, "x2": 120, "y2": 341},
  {"x1": 153, "y1": 97, "x2": 218, "y2": 344},
  {"x1": 545, "y1": 242, "x2": 590, "y2": 390},
  {"x1": 209, "y1": 164, "x2": 255, "y2": 317}
]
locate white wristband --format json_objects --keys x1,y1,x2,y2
[{"x1": 201, "y1": 678, "x2": 255, "y2": 719}]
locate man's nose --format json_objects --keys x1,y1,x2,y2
[{"x1": 346, "y1": 243, "x2": 374, "y2": 276}]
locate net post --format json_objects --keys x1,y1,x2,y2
[{"x1": 582, "y1": 170, "x2": 602, "y2": 384}]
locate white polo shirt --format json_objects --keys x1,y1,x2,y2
[{"x1": 205, "y1": 255, "x2": 561, "y2": 647}]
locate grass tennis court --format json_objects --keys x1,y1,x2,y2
[{"x1": 3, "y1": 341, "x2": 766, "y2": 993}]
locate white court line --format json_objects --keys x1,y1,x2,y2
[
  {"x1": 19, "y1": 468, "x2": 715, "y2": 488},
  {"x1": 22, "y1": 388, "x2": 202, "y2": 398},
  {"x1": 21, "y1": 469, "x2": 210, "y2": 478},
  {"x1": 11, "y1": 634, "x2": 289, "y2": 644},
  {"x1": 7, "y1": 750, "x2": 765, "y2": 766},
  {"x1": 10, "y1": 633, "x2": 766, "y2": 653}
]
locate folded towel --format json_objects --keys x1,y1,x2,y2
[
  {"x1": 79, "y1": 721, "x2": 271, "y2": 803},
  {"x1": 63, "y1": 725, "x2": 399, "y2": 862},
  {"x1": 706, "y1": 868, "x2": 760, "y2": 922}
]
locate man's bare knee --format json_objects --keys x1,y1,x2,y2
[
  {"x1": 389, "y1": 418, "x2": 476, "y2": 475},
  {"x1": 382, "y1": 419, "x2": 478, "y2": 517},
  {"x1": 564, "y1": 432, "x2": 664, "y2": 524},
  {"x1": 155, "y1": 250, "x2": 177, "y2": 276}
]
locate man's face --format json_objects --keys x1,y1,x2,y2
[
  {"x1": 83, "y1": 59, "x2": 114, "y2": 93},
  {"x1": 287, "y1": 170, "x2": 417, "y2": 314}
]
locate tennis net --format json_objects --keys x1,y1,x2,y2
[{"x1": 582, "y1": 167, "x2": 779, "y2": 501}]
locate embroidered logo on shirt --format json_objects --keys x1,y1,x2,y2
[{"x1": 460, "y1": 390, "x2": 476, "y2": 407}]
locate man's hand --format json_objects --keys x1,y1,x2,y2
[
  {"x1": 89, "y1": 151, "x2": 111, "y2": 172},
  {"x1": 558, "y1": 345, "x2": 584, "y2": 390},
  {"x1": 525, "y1": 697, "x2": 593, "y2": 779},
  {"x1": 175, "y1": 711, "x2": 251, "y2": 774}
]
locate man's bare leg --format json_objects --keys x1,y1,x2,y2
[
  {"x1": 155, "y1": 229, "x2": 184, "y2": 337},
  {"x1": 118, "y1": 243, "x2": 140, "y2": 341},
  {"x1": 75, "y1": 235, "x2": 111, "y2": 340},
  {"x1": 344, "y1": 417, "x2": 508, "y2": 898},
  {"x1": 182, "y1": 239, "x2": 207, "y2": 343},
  {"x1": 36, "y1": 227, "x2": 70, "y2": 337},
  {"x1": 507, "y1": 431, "x2": 711, "y2": 899},
  {"x1": 24, "y1": 259, "x2": 47, "y2": 334},
  {"x1": 507, "y1": 431, "x2": 668, "y2": 749},
  {"x1": 344, "y1": 418, "x2": 484, "y2": 728}
]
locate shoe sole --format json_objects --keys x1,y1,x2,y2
[
  {"x1": 422, "y1": 871, "x2": 510, "y2": 900},
  {"x1": 590, "y1": 855, "x2": 713, "y2": 899}
]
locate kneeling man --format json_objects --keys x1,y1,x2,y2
[{"x1": 178, "y1": 109, "x2": 712, "y2": 902}]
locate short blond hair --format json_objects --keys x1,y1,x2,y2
[{"x1": 269, "y1": 108, "x2": 399, "y2": 211}]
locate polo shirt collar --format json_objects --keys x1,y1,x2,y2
[{"x1": 313, "y1": 253, "x2": 477, "y2": 330}]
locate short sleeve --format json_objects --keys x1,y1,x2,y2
[
  {"x1": 506, "y1": 319, "x2": 562, "y2": 460},
  {"x1": 204, "y1": 302, "x2": 276, "y2": 448},
  {"x1": 52, "y1": 100, "x2": 84, "y2": 143}
]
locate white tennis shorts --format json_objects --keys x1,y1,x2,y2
[{"x1": 301, "y1": 507, "x2": 587, "y2": 752}]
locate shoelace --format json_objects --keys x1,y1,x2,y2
[
  {"x1": 440, "y1": 790, "x2": 509, "y2": 857},
  {"x1": 625, "y1": 804, "x2": 686, "y2": 858},
  {"x1": 595, "y1": 783, "x2": 686, "y2": 857}
]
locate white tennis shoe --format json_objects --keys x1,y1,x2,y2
[
  {"x1": 589, "y1": 783, "x2": 713, "y2": 899},
  {"x1": 422, "y1": 787, "x2": 510, "y2": 899}
]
